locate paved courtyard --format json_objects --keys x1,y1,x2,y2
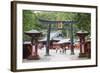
[{"x1": 23, "y1": 48, "x2": 88, "y2": 63}]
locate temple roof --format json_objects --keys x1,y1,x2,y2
[
  {"x1": 24, "y1": 29, "x2": 41, "y2": 34},
  {"x1": 77, "y1": 30, "x2": 88, "y2": 34},
  {"x1": 39, "y1": 31, "x2": 64, "y2": 41},
  {"x1": 57, "y1": 38, "x2": 71, "y2": 44}
]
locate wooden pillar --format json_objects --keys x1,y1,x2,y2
[
  {"x1": 27, "y1": 37, "x2": 40, "y2": 60},
  {"x1": 35, "y1": 38, "x2": 38, "y2": 56},
  {"x1": 79, "y1": 36, "x2": 86, "y2": 57},
  {"x1": 76, "y1": 31, "x2": 88, "y2": 58}
]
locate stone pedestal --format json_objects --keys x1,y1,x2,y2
[
  {"x1": 84, "y1": 40, "x2": 91, "y2": 58},
  {"x1": 27, "y1": 39, "x2": 40, "y2": 60},
  {"x1": 76, "y1": 30, "x2": 88, "y2": 58},
  {"x1": 25, "y1": 29, "x2": 42, "y2": 60}
]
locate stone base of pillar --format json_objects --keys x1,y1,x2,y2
[
  {"x1": 79, "y1": 53, "x2": 91, "y2": 58},
  {"x1": 27, "y1": 55, "x2": 40, "y2": 60},
  {"x1": 70, "y1": 52, "x2": 75, "y2": 55},
  {"x1": 45, "y1": 54, "x2": 50, "y2": 56},
  {"x1": 85, "y1": 53, "x2": 91, "y2": 58},
  {"x1": 79, "y1": 53, "x2": 87, "y2": 58}
]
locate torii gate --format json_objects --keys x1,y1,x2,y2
[{"x1": 38, "y1": 18, "x2": 77, "y2": 56}]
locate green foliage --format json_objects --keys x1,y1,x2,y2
[
  {"x1": 75, "y1": 13, "x2": 91, "y2": 33},
  {"x1": 23, "y1": 10, "x2": 41, "y2": 31},
  {"x1": 23, "y1": 10, "x2": 91, "y2": 40}
]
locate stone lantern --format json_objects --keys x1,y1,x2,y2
[
  {"x1": 76, "y1": 30, "x2": 88, "y2": 58},
  {"x1": 24, "y1": 29, "x2": 42, "y2": 60}
]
